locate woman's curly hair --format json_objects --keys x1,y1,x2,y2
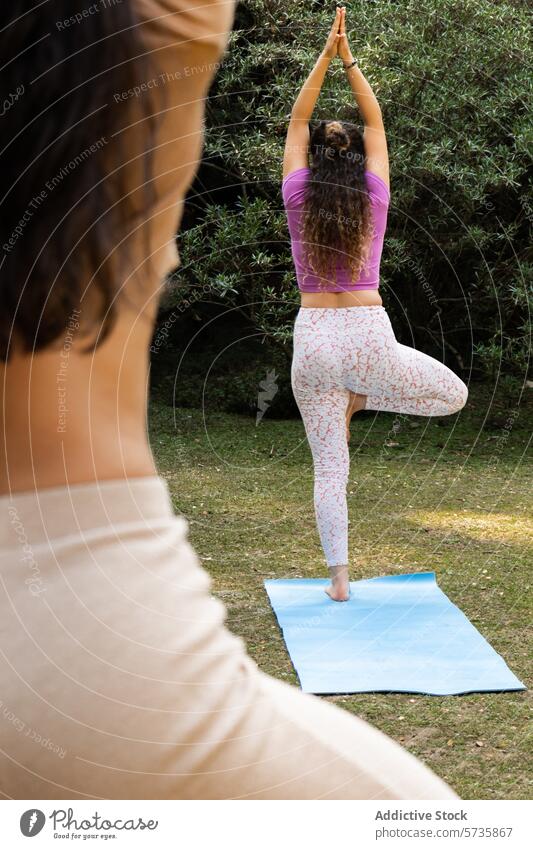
[{"x1": 302, "y1": 120, "x2": 373, "y2": 286}]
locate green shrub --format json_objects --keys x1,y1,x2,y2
[
  {"x1": 151, "y1": 327, "x2": 297, "y2": 418},
  {"x1": 157, "y1": 0, "x2": 532, "y2": 412}
]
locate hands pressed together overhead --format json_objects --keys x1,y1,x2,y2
[
  {"x1": 284, "y1": 1, "x2": 386, "y2": 180},
  {"x1": 322, "y1": 6, "x2": 353, "y2": 63}
]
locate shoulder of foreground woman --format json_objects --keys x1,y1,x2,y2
[
  {"x1": 136, "y1": 0, "x2": 236, "y2": 55},
  {"x1": 130, "y1": 0, "x2": 237, "y2": 221}
]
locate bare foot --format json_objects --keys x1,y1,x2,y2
[
  {"x1": 325, "y1": 565, "x2": 350, "y2": 602},
  {"x1": 345, "y1": 392, "x2": 367, "y2": 442}
]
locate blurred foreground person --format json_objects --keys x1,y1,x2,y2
[{"x1": 0, "y1": 1, "x2": 456, "y2": 799}]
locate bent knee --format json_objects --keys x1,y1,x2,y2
[{"x1": 451, "y1": 378, "x2": 468, "y2": 413}]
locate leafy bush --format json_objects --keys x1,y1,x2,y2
[
  {"x1": 150, "y1": 313, "x2": 298, "y2": 418},
  {"x1": 155, "y1": 0, "x2": 532, "y2": 414}
]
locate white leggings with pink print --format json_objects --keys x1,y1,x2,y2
[{"x1": 291, "y1": 306, "x2": 468, "y2": 568}]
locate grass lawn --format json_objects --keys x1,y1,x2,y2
[{"x1": 149, "y1": 383, "x2": 532, "y2": 800}]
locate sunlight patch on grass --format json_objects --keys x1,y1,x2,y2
[{"x1": 410, "y1": 510, "x2": 533, "y2": 545}]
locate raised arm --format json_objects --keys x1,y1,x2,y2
[
  {"x1": 282, "y1": 8, "x2": 342, "y2": 178},
  {"x1": 338, "y1": 7, "x2": 389, "y2": 188}
]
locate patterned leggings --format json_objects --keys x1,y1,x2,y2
[{"x1": 291, "y1": 307, "x2": 468, "y2": 568}]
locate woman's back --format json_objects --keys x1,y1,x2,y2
[{"x1": 283, "y1": 166, "x2": 390, "y2": 293}]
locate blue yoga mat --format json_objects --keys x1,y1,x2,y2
[{"x1": 264, "y1": 572, "x2": 526, "y2": 696}]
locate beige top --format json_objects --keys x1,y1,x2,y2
[{"x1": 0, "y1": 475, "x2": 456, "y2": 799}]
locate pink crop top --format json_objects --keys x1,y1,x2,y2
[{"x1": 282, "y1": 167, "x2": 390, "y2": 292}]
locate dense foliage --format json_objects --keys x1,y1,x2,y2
[{"x1": 154, "y1": 0, "x2": 532, "y2": 415}]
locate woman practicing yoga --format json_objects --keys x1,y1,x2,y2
[{"x1": 283, "y1": 7, "x2": 468, "y2": 602}]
